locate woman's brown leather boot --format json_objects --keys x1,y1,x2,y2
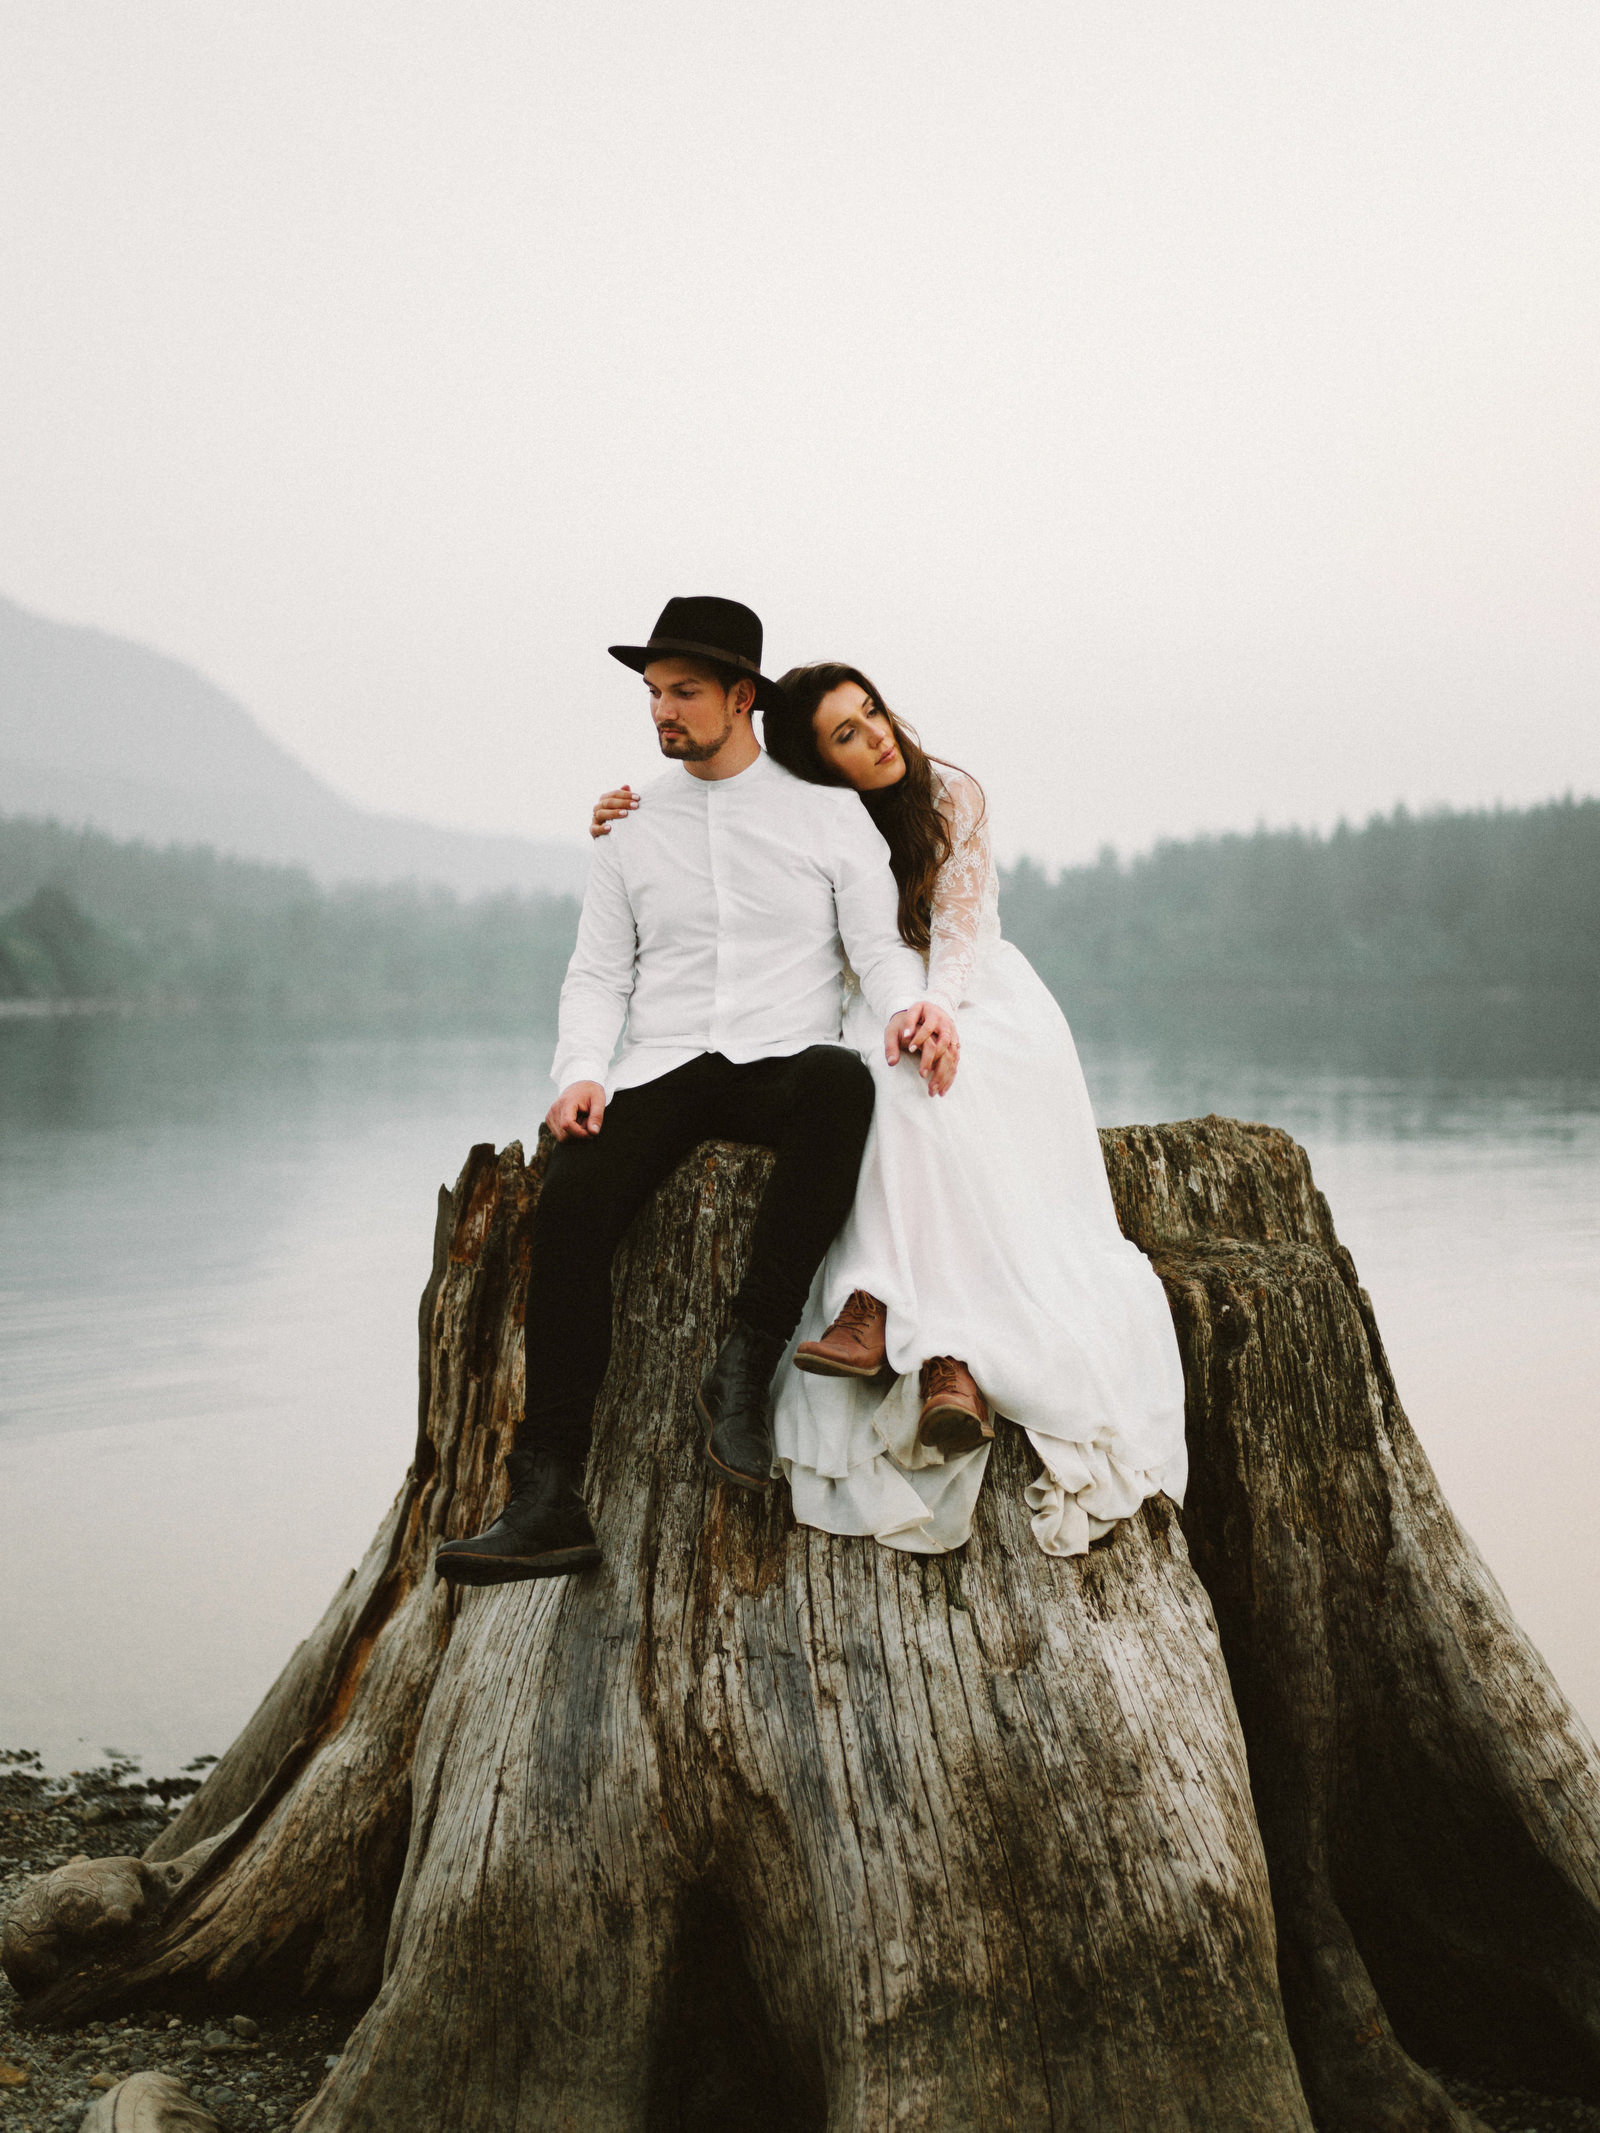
[{"x1": 916, "y1": 1356, "x2": 994, "y2": 1457}]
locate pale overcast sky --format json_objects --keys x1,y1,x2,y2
[{"x1": 2, "y1": 1, "x2": 1597, "y2": 866}]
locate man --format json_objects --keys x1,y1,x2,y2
[{"x1": 435, "y1": 595, "x2": 956, "y2": 1585}]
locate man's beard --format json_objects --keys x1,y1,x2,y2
[{"x1": 658, "y1": 715, "x2": 735, "y2": 763}]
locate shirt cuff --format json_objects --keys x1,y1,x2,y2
[
  {"x1": 874, "y1": 991, "x2": 953, "y2": 1023},
  {"x1": 551, "y1": 1052, "x2": 609, "y2": 1093}
]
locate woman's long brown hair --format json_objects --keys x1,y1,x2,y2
[{"x1": 766, "y1": 663, "x2": 982, "y2": 953}]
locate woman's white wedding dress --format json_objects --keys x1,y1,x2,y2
[{"x1": 772, "y1": 770, "x2": 1188, "y2": 1557}]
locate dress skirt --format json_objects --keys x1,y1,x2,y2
[{"x1": 772, "y1": 940, "x2": 1188, "y2": 1556}]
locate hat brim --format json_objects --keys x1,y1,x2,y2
[{"x1": 609, "y1": 640, "x2": 786, "y2": 713}]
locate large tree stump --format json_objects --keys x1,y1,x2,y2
[
  {"x1": 1105, "y1": 1125, "x2": 1600, "y2": 2129},
  {"x1": 7, "y1": 1119, "x2": 1600, "y2": 2131}
]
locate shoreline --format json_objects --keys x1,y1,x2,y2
[{"x1": 1, "y1": 1752, "x2": 350, "y2": 2130}]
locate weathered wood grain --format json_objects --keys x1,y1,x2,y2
[
  {"x1": 291, "y1": 1137, "x2": 1302, "y2": 2131},
  {"x1": 79, "y1": 2070, "x2": 221, "y2": 2131},
  {"x1": 2, "y1": 1857, "x2": 160, "y2": 1995},
  {"x1": 1107, "y1": 1116, "x2": 1600, "y2": 2128},
  {"x1": 8, "y1": 1117, "x2": 1597, "y2": 2132}
]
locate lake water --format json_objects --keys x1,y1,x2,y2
[{"x1": 1, "y1": 1008, "x2": 1597, "y2": 1776}]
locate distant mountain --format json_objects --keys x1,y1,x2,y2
[{"x1": 0, "y1": 593, "x2": 587, "y2": 897}]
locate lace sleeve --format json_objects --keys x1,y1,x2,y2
[{"x1": 925, "y1": 771, "x2": 990, "y2": 1012}]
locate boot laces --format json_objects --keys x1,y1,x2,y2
[
  {"x1": 921, "y1": 1355, "x2": 971, "y2": 1399},
  {"x1": 837, "y1": 1290, "x2": 882, "y2": 1329}
]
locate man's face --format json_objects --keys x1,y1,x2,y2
[{"x1": 644, "y1": 658, "x2": 751, "y2": 762}]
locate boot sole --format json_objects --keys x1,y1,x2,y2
[
  {"x1": 697, "y1": 1390, "x2": 774, "y2": 1491},
  {"x1": 792, "y1": 1351, "x2": 888, "y2": 1380},
  {"x1": 435, "y1": 1544, "x2": 602, "y2": 1585},
  {"x1": 916, "y1": 1405, "x2": 995, "y2": 1459}
]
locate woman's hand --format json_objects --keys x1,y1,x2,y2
[
  {"x1": 884, "y1": 1002, "x2": 960, "y2": 1096},
  {"x1": 922, "y1": 1028, "x2": 959, "y2": 1096},
  {"x1": 590, "y1": 786, "x2": 639, "y2": 839}
]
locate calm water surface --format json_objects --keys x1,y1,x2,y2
[{"x1": 1, "y1": 1010, "x2": 1596, "y2": 1773}]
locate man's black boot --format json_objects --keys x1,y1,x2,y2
[
  {"x1": 434, "y1": 1448, "x2": 601, "y2": 1585},
  {"x1": 699, "y1": 1320, "x2": 786, "y2": 1490}
]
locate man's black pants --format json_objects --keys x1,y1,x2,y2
[{"x1": 519, "y1": 1045, "x2": 876, "y2": 1465}]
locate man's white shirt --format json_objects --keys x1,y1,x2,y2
[{"x1": 551, "y1": 750, "x2": 929, "y2": 1096}]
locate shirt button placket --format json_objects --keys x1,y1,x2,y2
[{"x1": 708, "y1": 796, "x2": 728, "y2": 1057}]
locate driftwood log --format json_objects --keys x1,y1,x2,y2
[
  {"x1": 79, "y1": 2071, "x2": 221, "y2": 2132},
  {"x1": 7, "y1": 1118, "x2": 1600, "y2": 2131}
]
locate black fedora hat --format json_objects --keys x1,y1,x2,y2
[{"x1": 609, "y1": 595, "x2": 785, "y2": 712}]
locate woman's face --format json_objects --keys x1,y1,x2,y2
[{"x1": 812, "y1": 682, "x2": 906, "y2": 792}]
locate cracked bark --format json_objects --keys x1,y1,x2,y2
[{"x1": 7, "y1": 1119, "x2": 1600, "y2": 2131}]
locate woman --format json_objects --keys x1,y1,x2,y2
[{"x1": 588, "y1": 665, "x2": 1186, "y2": 1557}]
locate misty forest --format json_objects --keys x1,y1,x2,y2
[{"x1": 2, "y1": 794, "x2": 1596, "y2": 1033}]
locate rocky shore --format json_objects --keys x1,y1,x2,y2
[
  {"x1": 5, "y1": 1746, "x2": 1600, "y2": 2131},
  {"x1": 1, "y1": 1755, "x2": 351, "y2": 2131}
]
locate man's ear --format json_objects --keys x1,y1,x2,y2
[{"x1": 731, "y1": 677, "x2": 756, "y2": 718}]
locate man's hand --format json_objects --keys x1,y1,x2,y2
[
  {"x1": 546, "y1": 1080, "x2": 607, "y2": 1140},
  {"x1": 884, "y1": 1002, "x2": 960, "y2": 1097}
]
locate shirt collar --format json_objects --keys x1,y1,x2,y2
[{"x1": 678, "y1": 747, "x2": 771, "y2": 792}]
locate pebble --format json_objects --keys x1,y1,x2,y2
[{"x1": 231, "y1": 2015, "x2": 260, "y2": 2040}]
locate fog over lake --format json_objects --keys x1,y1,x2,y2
[{"x1": 1, "y1": 1010, "x2": 1594, "y2": 1778}]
